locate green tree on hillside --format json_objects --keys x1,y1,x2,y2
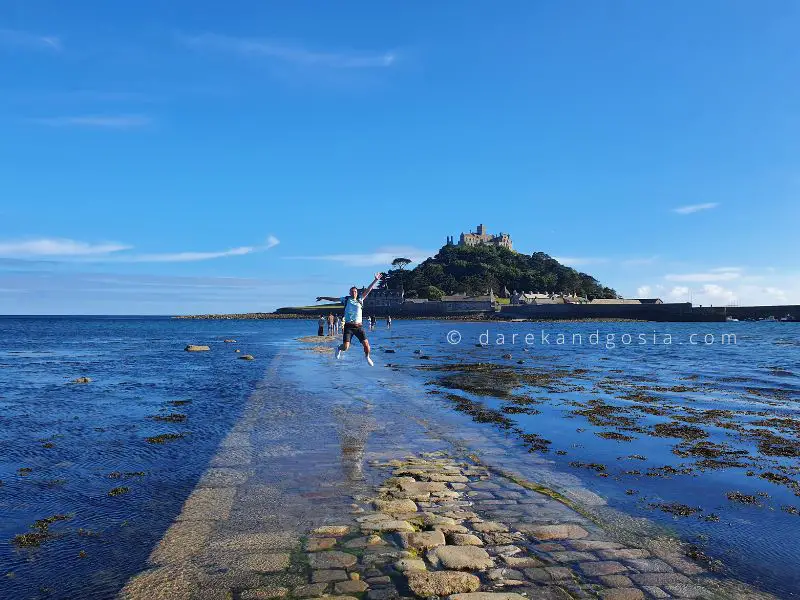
[{"x1": 386, "y1": 244, "x2": 617, "y2": 300}]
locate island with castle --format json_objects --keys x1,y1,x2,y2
[{"x1": 177, "y1": 223, "x2": 800, "y2": 322}]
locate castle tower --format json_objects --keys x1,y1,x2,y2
[{"x1": 476, "y1": 224, "x2": 485, "y2": 236}]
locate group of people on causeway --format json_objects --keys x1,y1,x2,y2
[{"x1": 316, "y1": 272, "x2": 392, "y2": 366}]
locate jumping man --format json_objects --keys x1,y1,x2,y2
[{"x1": 316, "y1": 272, "x2": 382, "y2": 366}]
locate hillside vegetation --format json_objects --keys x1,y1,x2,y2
[{"x1": 383, "y1": 244, "x2": 618, "y2": 300}]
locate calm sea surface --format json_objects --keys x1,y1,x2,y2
[{"x1": 0, "y1": 317, "x2": 798, "y2": 598}]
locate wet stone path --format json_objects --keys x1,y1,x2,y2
[{"x1": 119, "y1": 351, "x2": 777, "y2": 600}]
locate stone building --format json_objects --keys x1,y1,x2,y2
[
  {"x1": 447, "y1": 224, "x2": 513, "y2": 251},
  {"x1": 363, "y1": 287, "x2": 404, "y2": 310}
]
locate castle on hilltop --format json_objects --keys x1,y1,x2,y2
[{"x1": 446, "y1": 223, "x2": 513, "y2": 251}]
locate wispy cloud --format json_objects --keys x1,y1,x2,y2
[
  {"x1": 672, "y1": 202, "x2": 720, "y2": 215},
  {"x1": 32, "y1": 115, "x2": 152, "y2": 129},
  {"x1": 286, "y1": 246, "x2": 431, "y2": 267},
  {"x1": 0, "y1": 28, "x2": 61, "y2": 52},
  {"x1": 179, "y1": 33, "x2": 397, "y2": 69},
  {"x1": 0, "y1": 236, "x2": 279, "y2": 263},
  {"x1": 92, "y1": 235, "x2": 280, "y2": 263},
  {"x1": 0, "y1": 238, "x2": 131, "y2": 258}
]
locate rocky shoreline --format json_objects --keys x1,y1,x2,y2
[{"x1": 124, "y1": 450, "x2": 773, "y2": 599}]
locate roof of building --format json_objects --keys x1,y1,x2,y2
[{"x1": 590, "y1": 298, "x2": 642, "y2": 304}]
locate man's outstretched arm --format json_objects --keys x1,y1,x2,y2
[
  {"x1": 361, "y1": 273, "x2": 383, "y2": 301},
  {"x1": 316, "y1": 296, "x2": 341, "y2": 302}
]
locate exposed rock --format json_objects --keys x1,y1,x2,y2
[
  {"x1": 239, "y1": 354, "x2": 256, "y2": 360},
  {"x1": 580, "y1": 561, "x2": 627, "y2": 576},
  {"x1": 598, "y1": 589, "x2": 645, "y2": 600},
  {"x1": 502, "y1": 555, "x2": 543, "y2": 568},
  {"x1": 313, "y1": 525, "x2": 350, "y2": 537},
  {"x1": 394, "y1": 558, "x2": 427, "y2": 572},
  {"x1": 518, "y1": 524, "x2": 589, "y2": 540},
  {"x1": 239, "y1": 553, "x2": 290, "y2": 572},
  {"x1": 344, "y1": 535, "x2": 388, "y2": 548},
  {"x1": 185, "y1": 345, "x2": 210, "y2": 352},
  {"x1": 71, "y1": 376, "x2": 92, "y2": 384},
  {"x1": 241, "y1": 588, "x2": 287, "y2": 599},
  {"x1": 449, "y1": 533, "x2": 484, "y2": 546},
  {"x1": 471, "y1": 521, "x2": 509, "y2": 533},
  {"x1": 361, "y1": 520, "x2": 415, "y2": 533},
  {"x1": 426, "y1": 545, "x2": 494, "y2": 570},
  {"x1": 223, "y1": 339, "x2": 237, "y2": 343},
  {"x1": 397, "y1": 480, "x2": 448, "y2": 494},
  {"x1": 311, "y1": 569, "x2": 349, "y2": 583},
  {"x1": 334, "y1": 580, "x2": 369, "y2": 594},
  {"x1": 305, "y1": 537, "x2": 337, "y2": 551},
  {"x1": 366, "y1": 588, "x2": 399, "y2": 600},
  {"x1": 397, "y1": 529, "x2": 445, "y2": 550},
  {"x1": 374, "y1": 498, "x2": 418, "y2": 514},
  {"x1": 308, "y1": 550, "x2": 358, "y2": 569},
  {"x1": 405, "y1": 570, "x2": 481, "y2": 597},
  {"x1": 292, "y1": 583, "x2": 328, "y2": 597},
  {"x1": 451, "y1": 594, "x2": 527, "y2": 600}
]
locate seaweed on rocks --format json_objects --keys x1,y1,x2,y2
[
  {"x1": 749, "y1": 429, "x2": 800, "y2": 458},
  {"x1": 726, "y1": 491, "x2": 760, "y2": 505},
  {"x1": 442, "y1": 394, "x2": 514, "y2": 429},
  {"x1": 649, "y1": 502, "x2": 702, "y2": 517},
  {"x1": 145, "y1": 433, "x2": 186, "y2": 444},
  {"x1": 520, "y1": 432, "x2": 552, "y2": 453},
  {"x1": 12, "y1": 514, "x2": 71, "y2": 548},
  {"x1": 150, "y1": 413, "x2": 188, "y2": 423},
  {"x1": 651, "y1": 422, "x2": 708, "y2": 441},
  {"x1": 596, "y1": 431, "x2": 636, "y2": 442},
  {"x1": 569, "y1": 461, "x2": 606, "y2": 472}
]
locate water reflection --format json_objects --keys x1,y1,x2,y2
[{"x1": 332, "y1": 404, "x2": 377, "y2": 481}]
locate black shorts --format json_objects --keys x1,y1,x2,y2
[{"x1": 343, "y1": 322, "x2": 367, "y2": 344}]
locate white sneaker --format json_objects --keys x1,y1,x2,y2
[
  {"x1": 366, "y1": 356, "x2": 374, "y2": 367},
  {"x1": 335, "y1": 348, "x2": 342, "y2": 359}
]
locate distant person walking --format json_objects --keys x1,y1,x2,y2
[
  {"x1": 386, "y1": 315, "x2": 392, "y2": 329},
  {"x1": 317, "y1": 315, "x2": 325, "y2": 337},
  {"x1": 327, "y1": 313, "x2": 334, "y2": 336},
  {"x1": 370, "y1": 315, "x2": 377, "y2": 330},
  {"x1": 316, "y1": 272, "x2": 383, "y2": 366},
  {"x1": 334, "y1": 315, "x2": 341, "y2": 335}
]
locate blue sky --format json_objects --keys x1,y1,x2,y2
[{"x1": 1, "y1": 1, "x2": 799, "y2": 314}]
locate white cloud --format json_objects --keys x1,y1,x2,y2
[
  {"x1": 117, "y1": 246, "x2": 255, "y2": 263},
  {"x1": 0, "y1": 235, "x2": 279, "y2": 263},
  {"x1": 0, "y1": 29, "x2": 61, "y2": 52},
  {"x1": 33, "y1": 115, "x2": 152, "y2": 129},
  {"x1": 667, "y1": 286, "x2": 690, "y2": 301},
  {"x1": 287, "y1": 246, "x2": 432, "y2": 267},
  {"x1": 95, "y1": 235, "x2": 279, "y2": 263},
  {"x1": 0, "y1": 238, "x2": 130, "y2": 257},
  {"x1": 636, "y1": 285, "x2": 652, "y2": 297},
  {"x1": 665, "y1": 271, "x2": 741, "y2": 282},
  {"x1": 179, "y1": 33, "x2": 396, "y2": 69},
  {"x1": 699, "y1": 284, "x2": 738, "y2": 304},
  {"x1": 672, "y1": 202, "x2": 720, "y2": 215}
]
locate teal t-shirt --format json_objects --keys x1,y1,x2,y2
[{"x1": 340, "y1": 296, "x2": 363, "y2": 324}]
